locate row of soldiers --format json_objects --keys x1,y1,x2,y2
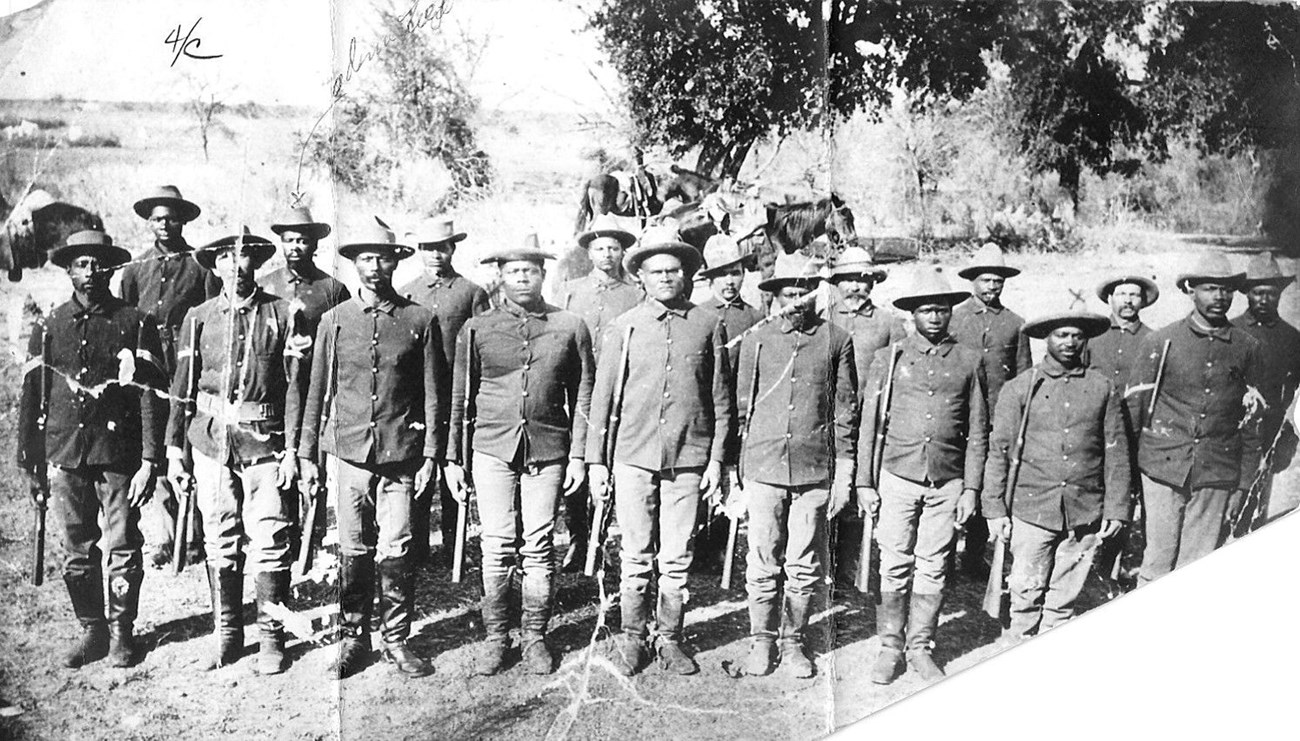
[{"x1": 17, "y1": 184, "x2": 1299, "y2": 684}]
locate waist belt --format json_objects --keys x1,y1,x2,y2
[{"x1": 197, "y1": 391, "x2": 280, "y2": 424}]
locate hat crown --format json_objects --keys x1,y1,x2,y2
[
  {"x1": 968, "y1": 242, "x2": 1009, "y2": 270},
  {"x1": 65, "y1": 229, "x2": 112, "y2": 248},
  {"x1": 769, "y1": 252, "x2": 819, "y2": 282},
  {"x1": 834, "y1": 246, "x2": 873, "y2": 267},
  {"x1": 702, "y1": 233, "x2": 743, "y2": 267},
  {"x1": 639, "y1": 224, "x2": 685, "y2": 249},
  {"x1": 522, "y1": 232, "x2": 541, "y2": 250},
  {"x1": 357, "y1": 216, "x2": 397, "y2": 245},
  {"x1": 1189, "y1": 251, "x2": 1236, "y2": 278},
  {"x1": 908, "y1": 265, "x2": 958, "y2": 299},
  {"x1": 586, "y1": 214, "x2": 624, "y2": 234},
  {"x1": 282, "y1": 205, "x2": 316, "y2": 223},
  {"x1": 147, "y1": 184, "x2": 186, "y2": 201},
  {"x1": 1245, "y1": 252, "x2": 1285, "y2": 281}
]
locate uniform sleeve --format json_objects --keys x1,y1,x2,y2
[
  {"x1": 423, "y1": 315, "x2": 449, "y2": 460},
  {"x1": 118, "y1": 265, "x2": 138, "y2": 306},
  {"x1": 833, "y1": 332, "x2": 859, "y2": 470},
  {"x1": 298, "y1": 318, "x2": 334, "y2": 461},
  {"x1": 585, "y1": 323, "x2": 622, "y2": 465},
  {"x1": 855, "y1": 347, "x2": 890, "y2": 488},
  {"x1": 1015, "y1": 324, "x2": 1032, "y2": 375},
  {"x1": 447, "y1": 321, "x2": 471, "y2": 465},
  {"x1": 1101, "y1": 380, "x2": 1134, "y2": 521},
  {"x1": 735, "y1": 334, "x2": 758, "y2": 471},
  {"x1": 569, "y1": 321, "x2": 596, "y2": 459},
  {"x1": 165, "y1": 309, "x2": 199, "y2": 452},
  {"x1": 16, "y1": 318, "x2": 48, "y2": 472},
  {"x1": 708, "y1": 319, "x2": 734, "y2": 466},
  {"x1": 472, "y1": 286, "x2": 492, "y2": 317},
  {"x1": 963, "y1": 358, "x2": 991, "y2": 490},
  {"x1": 135, "y1": 313, "x2": 167, "y2": 462},
  {"x1": 981, "y1": 376, "x2": 1022, "y2": 520}
]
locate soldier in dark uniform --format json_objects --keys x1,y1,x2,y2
[
  {"x1": 166, "y1": 230, "x2": 309, "y2": 675},
  {"x1": 587, "y1": 226, "x2": 732, "y2": 677},
  {"x1": 1088, "y1": 275, "x2": 1158, "y2": 587},
  {"x1": 118, "y1": 185, "x2": 220, "y2": 569},
  {"x1": 444, "y1": 238, "x2": 595, "y2": 676},
  {"x1": 984, "y1": 307, "x2": 1131, "y2": 643},
  {"x1": 1231, "y1": 252, "x2": 1300, "y2": 525},
  {"x1": 19, "y1": 229, "x2": 167, "y2": 669},
  {"x1": 693, "y1": 233, "x2": 763, "y2": 572},
  {"x1": 398, "y1": 216, "x2": 490, "y2": 568},
  {"x1": 1126, "y1": 252, "x2": 1264, "y2": 585},
  {"x1": 552, "y1": 215, "x2": 642, "y2": 571},
  {"x1": 732, "y1": 259, "x2": 857, "y2": 678},
  {"x1": 261, "y1": 206, "x2": 351, "y2": 334},
  {"x1": 949, "y1": 242, "x2": 1029, "y2": 578},
  {"x1": 858, "y1": 267, "x2": 988, "y2": 685},
  {"x1": 299, "y1": 218, "x2": 448, "y2": 679},
  {"x1": 824, "y1": 245, "x2": 905, "y2": 589}
]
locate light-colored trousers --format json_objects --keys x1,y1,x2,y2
[
  {"x1": 1138, "y1": 475, "x2": 1231, "y2": 586},
  {"x1": 876, "y1": 469, "x2": 963, "y2": 595},
  {"x1": 335, "y1": 457, "x2": 418, "y2": 562},
  {"x1": 744, "y1": 480, "x2": 829, "y2": 603},
  {"x1": 192, "y1": 449, "x2": 292, "y2": 574},
  {"x1": 1006, "y1": 517, "x2": 1101, "y2": 639},
  {"x1": 613, "y1": 463, "x2": 702, "y2": 604}
]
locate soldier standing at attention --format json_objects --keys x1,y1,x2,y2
[
  {"x1": 118, "y1": 185, "x2": 219, "y2": 569},
  {"x1": 1232, "y1": 253, "x2": 1300, "y2": 524},
  {"x1": 397, "y1": 217, "x2": 490, "y2": 568},
  {"x1": 732, "y1": 259, "x2": 857, "y2": 678},
  {"x1": 824, "y1": 245, "x2": 905, "y2": 589},
  {"x1": 444, "y1": 238, "x2": 595, "y2": 676},
  {"x1": 858, "y1": 267, "x2": 988, "y2": 685},
  {"x1": 19, "y1": 229, "x2": 167, "y2": 669},
  {"x1": 1127, "y1": 252, "x2": 1264, "y2": 585},
  {"x1": 984, "y1": 306, "x2": 1131, "y2": 644},
  {"x1": 261, "y1": 205, "x2": 351, "y2": 336},
  {"x1": 587, "y1": 226, "x2": 732, "y2": 677},
  {"x1": 553, "y1": 214, "x2": 642, "y2": 571},
  {"x1": 166, "y1": 230, "x2": 308, "y2": 675},
  {"x1": 949, "y1": 242, "x2": 1029, "y2": 578},
  {"x1": 299, "y1": 218, "x2": 448, "y2": 679}
]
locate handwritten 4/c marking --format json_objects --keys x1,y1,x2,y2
[{"x1": 165, "y1": 18, "x2": 223, "y2": 67}]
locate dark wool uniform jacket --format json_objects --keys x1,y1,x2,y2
[
  {"x1": 1125, "y1": 314, "x2": 1265, "y2": 490},
  {"x1": 299, "y1": 294, "x2": 448, "y2": 465},
  {"x1": 857, "y1": 333, "x2": 989, "y2": 490},
  {"x1": 553, "y1": 271, "x2": 643, "y2": 359},
  {"x1": 949, "y1": 297, "x2": 1031, "y2": 407},
  {"x1": 735, "y1": 315, "x2": 858, "y2": 487},
  {"x1": 699, "y1": 295, "x2": 764, "y2": 375},
  {"x1": 824, "y1": 296, "x2": 907, "y2": 395},
  {"x1": 982, "y1": 357, "x2": 1133, "y2": 530},
  {"x1": 18, "y1": 295, "x2": 167, "y2": 471},
  {"x1": 1086, "y1": 320, "x2": 1152, "y2": 390},
  {"x1": 447, "y1": 300, "x2": 595, "y2": 466},
  {"x1": 165, "y1": 290, "x2": 306, "y2": 464},
  {"x1": 399, "y1": 270, "x2": 491, "y2": 368},
  {"x1": 118, "y1": 240, "x2": 221, "y2": 371},
  {"x1": 1234, "y1": 313, "x2": 1300, "y2": 439},
  {"x1": 585, "y1": 299, "x2": 733, "y2": 471},
  {"x1": 261, "y1": 264, "x2": 352, "y2": 328}
]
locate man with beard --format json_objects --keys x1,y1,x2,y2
[
  {"x1": 984, "y1": 306, "x2": 1130, "y2": 644},
  {"x1": 398, "y1": 217, "x2": 490, "y2": 568},
  {"x1": 1127, "y1": 252, "x2": 1264, "y2": 584},
  {"x1": 858, "y1": 267, "x2": 988, "y2": 685},
  {"x1": 949, "y1": 242, "x2": 1030, "y2": 578},
  {"x1": 553, "y1": 215, "x2": 642, "y2": 571},
  {"x1": 299, "y1": 218, "x2": 447, "y2": 679},
  {"x1": 444, "y1": 237, "x2": 595, "y2": 676},
  {"x1": 1230, "y1": 252, "x2": 1300, "y2": 525},
  {"x1": 732, "y1": 259, "x2": 857, "y2": 678},
  {"x1": 166, "y1": 229, "x2": 308, "y2": 675},
  {"x1": 587, "y1": 225, "x2": 731, "y2": 677},
  {"x1": 19, "y1": 229, "x2": 166, "y2": 669},
  {"x1": 119, "y1": 185, "x2": 219, "y2": 570}
]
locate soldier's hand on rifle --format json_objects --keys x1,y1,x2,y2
[
  {"x1": 128, "y1": 461, "x2": 157, "y2": 508},
  {"x1": 722, "y1": 484, "x2": 747, "y2": 520},
  {"x1": 414, "y1": 458, "x2": 438, "y2": 496},
  {"x1": 299, "y1": 458, "x2": 319, "y2": 493},
  {"x1": 827, "y1": 462, "x2": 854, "y2": 520},
  {"x1": 988, "y1": 516, "x2": 1012, "y2": 542},
  {"x1": 23, "y1": 467, "x2": 48, "y2": 505},
  {"x1": 700, "y1": 461, "x2": 723, "y2": 499},
  {"x1": 563, "y1": 458, "x2": 587, "y2": 496},
  {"x1": 955, "y1": 488, "x2": 978, "y2": 526},
  {"x1": 442, "y1": 462, "x2": 470, "y2": 504},
  {"x1": 276, "y1": 451, "x2": 298, "y2": 489},
  {"x1": 589, "y1": 464, "x2": 611, "y2": 504},
  {"x1": 855, "y1": 487, "x2": 880, "y2": 520},
  {"x1": 166, "y1": 448, "x2": 192, "y2": 496},
  {"x1": 1098, "y1": 519, "x2": 1123, "y2": 539},
  {"x1": 1227, "y1": 489, "x2": 1248, "y2": 522}
]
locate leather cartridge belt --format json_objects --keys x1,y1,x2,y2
[{"x1": 196, "y1": 391, "x2": 280, "y2": 424}]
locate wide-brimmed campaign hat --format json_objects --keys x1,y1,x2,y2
[
  {"x1": 1175, "y1": 251, "x2": 1246, "y2": 291},
  {"x1": 577, "y1": 214, "x2": 636, "y2": 249},
  {"x1": 1022, "y1": 305, "x2": 1111, "y2": 340},
  {"x1": 624, "y1": 225, "x2": 703, "y2": 277},
  {"x1": 195, "y1": 227, "x2": 276, "y2": 270},
  {"x1": 1096, "y1": 274, "x2": 1159, "y2": 307},
  {"x1": 698, "y1": 233, "x2": 752, "y2": 279},
  {"x1": 270, "y1": 205, "x2": 331, "y2": 240},
  {"x1": 481, "y1": 233, "x2": 556, "y2": 266},
  {"x1": 409, "y1": 215, "x2": 467, "y2": 248},
  {"x1": 132, "y1": 185, "x2": 201, "y2": 223},
  {"x1": 828, "y1": 246, "x2": 887, "y2": 284},
  {"x1": 338, "y1": 216, "x2": 415, "y2": 260},
  {"x1": 958, "y1": 242, "x2": 1021, "y2": 280},
  {"x1": 758, "y1": 252, "x2": 822, "y2": 292},
  {"x1": 893, "y1": 266, "x2": 971, "y2": 312},
  {"x1": 49, "y1": 229, "x2": 131, "y2": 269},
  {"x1": 1239, "y1": 252, "x2": 1295, "y2": 291}
]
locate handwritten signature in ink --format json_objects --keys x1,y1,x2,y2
[{"x1": 165, "y1": 18, "x2": 223, "y2": 67}]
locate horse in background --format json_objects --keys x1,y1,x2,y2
[{"x1": 0, "y1": 189, "x2": 103, "y2": 281}]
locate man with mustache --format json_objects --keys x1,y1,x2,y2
[{"x1": 261, "y1": 205, "x2": 351, "y2": 335}]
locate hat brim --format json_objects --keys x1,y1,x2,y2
[
  {"x1": 338, "y1": 242, "x2": 415, "y2": 261},
  {"x1": 1097, "y1": 276, "x2": 1159, "y2": 307},
  {"x1": 1176, "y1": 273, "x2": 1247, "y2": 291},
  {"x1": 698, "y1": 255, "x2": 754, "y2": 279},
  {"x1": 480, "y1": 249, "x2": 557, "y2": 266},
  {"x1": 758, "y1": 275, "x2": 822, "y2": 293},
  {"x1": 194, "y1": 236, "x2": 277, "y2": 271},
  {"x1": 1022, "y1": 312, "x2": 1111, "y2": 340},
  {"x1": 958, "y1": 265, "x2": 1020, "y2": 280},
  {"x1": 828, "y1": 268, "x2": 887, "y2": 284},
  {"x1": 893, "y1": 291, "x2": 971, "y2": 312},
  {"x1": 271, "y1": 222, "x2": 332, "y2": 240},
  {"x1": 1239, "y1": 276, "x2": 1295, "y2": 292},
  {"x1": 414, "y1": 233, "x2": 468, "y2": 248},
  {"x1": 624, "y1": 242, "x2": 703, "y2": 277},
  {"x1": 49, "y1": 244, "x2": 132, "y2": 270},
  {"x1": 133, "y1": 196, "x2": 201, "y2": 223},
  {"x1": 578, "y1": 228, "x2": 636, "y2": 250}
]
